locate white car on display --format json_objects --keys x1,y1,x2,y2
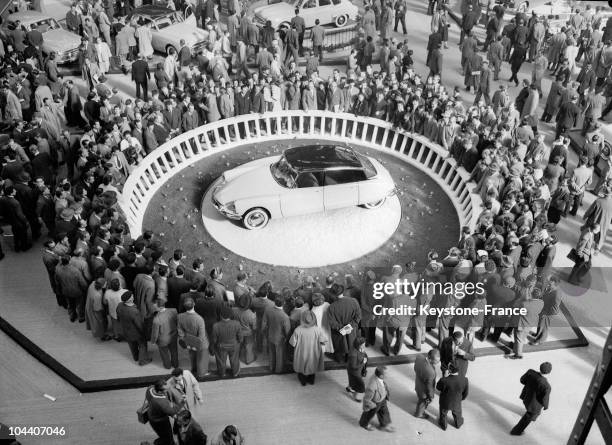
[
  {"x1": 253, "y1": 0, "x2": 359, "y2": 30},
  {"x1": 1, "y1": 11, "x2": 81, "y2": 64},
  {"x1": 211, "y1": 145, "x2": 396, "y2": 229},
  {"x1": 130, "y1": 5, "x2": 208, "y2": 54}
]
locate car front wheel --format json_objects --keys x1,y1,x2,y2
[
  {"x1": 243, "y1": 208, "x2": 270, "y2": 229},
  {"x1": 335, "y1": 14, "x2": 348, "y2": 27},
  {"x1": 363, "y1": 197, "x2": 386, "y2": 209},
  {"x1": 166, "y1": 44, "x2": 177, "y2": 55}
]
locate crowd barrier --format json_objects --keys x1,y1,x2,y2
[
  {"x1": 120, "y1": 111, "x2": 482, "y2": 238},
  {"x1": 302, "y1": 23, "x2": 360, "y2": 52}
]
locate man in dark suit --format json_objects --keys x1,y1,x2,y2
[
  {"x1": 555, "y1": 94, "x2": 580, "y2": 138},
  {"x1": 479, "y1": 275, "x2": 516, "y2": 341},
  {"x1": 414, "y1": 349, "x2": 440, "y2": 418},
  {"x1": 195, "y1": 288, "x2": 222, "y2": 341},
  {"x1": 211, "y1": 306, "x2": 243, "y2": 378},
  {"x1": 436, "y1": 363, "x2": 469, "y2": 430},
  {"x1": 133, "y1": 264, "x2": 157, "y2": 323},
  {"x1": 116, "y1": 291, "x2": 152, "y2": 365},
  {"x1": 532, "y1": 277, "x2": 560, "y2": 345},
  {"x1": 327, "y1": 283, "x2": 361, "y2": 363},
  {"x1": 290, "y1": 8, "x2": 306, "y2": 55},
  {"x1": 234, "y1": 84, "x2": 252, "y2": 116},
  {"x1": 0, "y1": 185, "x2": 30, "y2": 251},
  {"x1": 131, "y1": 53, "x2": 150, "y2": 100},
  {"x1": 206, "y1": 267, "x2": 227, "y2": 302},
  {"x1": 179, "y1": 283, "x2": 205, "y2": 314},
  {"x1": 42, "y1": 240, "x2": 63, "y2": 307},
  {"x1": 427, "y1": 43, "x2": 443, "y2": 79},
  {"x1": 173, "y1": 410, "x2": 207, "y2": 445},
  {"x1": 168, "y1": 265, "x2": 192, "y2": 310},
  {"x1": 178, "y1": 298, "x2": 210, "y2": 378},
  {"x1": 511, "y1": 362, "x2": 552, "y2": 435},
  {"x1": 440, "y1": 331, "x2": 475, "y2": 377},
  {"x1": 262, "y1": 295, "x2": 291, "y2": 373}
]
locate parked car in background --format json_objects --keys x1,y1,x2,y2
[
  {"x1": 211, "y1": 145, "x2": 396, "y2": 229},
  {"x1": 129, "y1": 5, "x2": 208, "y2": 55},
  {"x1": 1, "y1": 11, "x2": 81, "y2": 63},
  {"x1": 253, "y1": 0, "x2": 358, "y2": 31}
]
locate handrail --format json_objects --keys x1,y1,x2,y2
[
  {"x1": 121, "y1": 111, "x2": 482, "y2": 238},
  {"x1": 302, "y1": 23, "x2": 360, "y2": 51}
]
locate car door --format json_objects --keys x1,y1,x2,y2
[
  {"x1": 300, "y1": 0, "x2": 319, "y2": 28},
  {"x1": 323, "y1": 169, "x2": 364, "y2": 210},
  {"x1": 279, "y1": 171, "x2": 325, "y2": 217},
  {"x1": 315, "y1": 0, "x2": 335, "y2": 26},
  {"x1": 184, "y1": 5, "x2": 196, "y2": 25}
]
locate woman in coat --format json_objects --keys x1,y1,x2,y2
[
  {"x1": 380, "y1": 3, "x2": 394, "y2": 40},
  {"x1": 94, "y1": 36, "x2": 112, "y2": 73},
  {"x1": 542, "y1": 77, "x2": 565, "y2": 122},
  {"x1": 3, "y1": 87, "x2": 23, "y2": 121},
  {"x1": 85, "y1": 278, "x2": 110, "y2": 340},
  {"x1": 289, "y1": 310, "x2": 327, "y2": 385},
  {"x1": 346, "y1": 337, "x2": 368, "y2": 401},
  {"x1": 568, "y1": 222, "x2": 599, "y2": 285},
  {"x1": 310, "y1": 293, "x2": 333, "y2": 353},
  {"x1": 136, "y1": 21, "x2": 154, "y2": 59},
  {"x1": 361, "y1": 7, "x2": 377, "y2": 41}
]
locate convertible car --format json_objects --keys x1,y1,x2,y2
[{"x1": 211, "y1": 145, "x2": 396, "y2": 229}]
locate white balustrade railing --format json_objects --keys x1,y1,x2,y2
[{"x1": 121, "y1": 111, "x2": 482, "y2": 238}]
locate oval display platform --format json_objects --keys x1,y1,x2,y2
[
  {"x1": 142, "y1": 139, "x2": 461, "y2": 287},
  {"x1": 201, "y1": 187, "x2": 402, "y2": 268}
]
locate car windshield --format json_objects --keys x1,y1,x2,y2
[
  {"x1": 286, "y1": 0, "x2": 301, "y2": 6},
  {"x1": 271, "y1": 157, "x2": 298, "y2": 188},
  {"x1": 357, "y1": 154, "x2": 377, "y2": 178},
  {"x1": 27, "y1": 18, "x2": 60, "y2": 32}
]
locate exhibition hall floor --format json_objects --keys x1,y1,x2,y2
[{"x1": 0, "y1": 324, "x2": 608, "y2": 445}]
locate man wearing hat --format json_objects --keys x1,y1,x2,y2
[
  {"x1": 211, "y1": 306, "x2": 243, "y2": 378},
  {"x1": 473, "y1": 59, "x2": 492, "y2": 105},
  {"x1": 359, "y1": 366, "x2": 394, "y2": 432},
  {"x1": 436, "y1": 363, "x2": 469, "y2": 430},
  {"x1": 116, "y1": 291, "x2": 152, "y2": 365},
  {"x1": 555, "y1": 94, "x2": 580, "y2": 138},
  {"x1": 510, "y1": 362, "x2": 552, "y2": 435}
]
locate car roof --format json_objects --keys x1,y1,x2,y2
[
  {"x1": 132, "y1": 5, "x2": 175, "y2": 18},
  {"x1": 7, "y1": 11, "x2": 51, "y2": 24},
  {"x1": 284, "y1": 145, "x2": 362, "y2": 171}
]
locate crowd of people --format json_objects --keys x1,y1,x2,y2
[{"x1": 0, "y1": 0, "x2": 611, "y2": 441}]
